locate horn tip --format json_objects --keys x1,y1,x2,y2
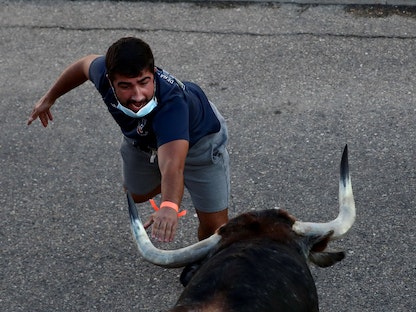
[
  {"x1": 127, "y1": 191, "x2": 140, "y2": 222},
  {"x1": 340, "y1": 145, "x2": 349, "y2": 187}
]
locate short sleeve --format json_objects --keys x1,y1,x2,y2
[{"x1": 88, "y1": 56, "x2": 108, "y2": 96}]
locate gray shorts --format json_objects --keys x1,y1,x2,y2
[{"x1": 120, "y1": 104, "x2": 230, "y2": 213}]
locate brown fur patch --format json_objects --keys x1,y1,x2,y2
[
  {"x1": 217, "y1": 209, "x2": 298, "y2": 249},
  {"x1": 170, "y1": 292, "x2": 229, "y2": 312}
]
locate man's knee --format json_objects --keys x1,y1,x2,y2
[{"x1": 126, "y1": 185, "x2": 161, "y2": 203}]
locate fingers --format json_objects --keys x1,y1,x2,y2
[
  {"x1": 39, "y1": 113, "x2": 48, "y2": 127},
  {"x1": 28, "y1": 96, "x2": 54, "y2": 127},
  {"x1": 27, "y1": 109, "x2": 38, "y2": 126},
  {"x1": 153, "y1": 220, "x2": 177, "y2": 242},
  {"x1": 27, "y1": 117, "x2": 35, "y2": 126},
  {"x1": 47, "y1": 110, "x2": 53, "y2": 121},
  {"x1": 27, "y1": 109, "x2": 53, "y2": 127},
  {"x1": 41, "y1": 110, "x2": 53, "y2": 127},
  {"x1": 143, "y1": 217, "x2": 154, "y2": 229},
  {"x1": 148, "y1": 209, "x2": 178, "y2": 242}
]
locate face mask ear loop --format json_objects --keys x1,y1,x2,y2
[
  {"x1": 152, "y1": 76, "x2": 157, "y2": 100},
  {"x1": 107, "y1": 74, "x2": 122, "y2": 105}
]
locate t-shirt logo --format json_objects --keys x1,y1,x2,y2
[{"x1": 137, "y1": 118, "x2": 148, "y2": 136}]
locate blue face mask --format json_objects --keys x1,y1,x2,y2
[
  {"x1": 115, "y1": 97, "x2": 158, "y2": 118},
  {"x1": 110, "y1": 79, "x2": 158, "y2": 118}
]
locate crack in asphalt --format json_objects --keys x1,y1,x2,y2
[{"x1": 2, "y1": 24, "x2": 416, "y2": 40}]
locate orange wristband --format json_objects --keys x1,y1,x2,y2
[
  {"x1": 149, "y1": 199, "x2": 187, "y2": 218},
  {"x1": 161, "y1": 201, "x2": 179, "y2": 212}
]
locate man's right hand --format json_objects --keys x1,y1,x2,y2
[
  {"x1": 27, "y1": 95, "x2": 54, "y2": 127},
  {"x1": 27, "y1": 54, "x2": 100, "y2": 128}
]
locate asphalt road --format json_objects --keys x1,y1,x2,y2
[{"x1": 1, "y1": 1, "x2": 415, "y2": 311}]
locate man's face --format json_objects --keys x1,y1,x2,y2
[{"x1": 111, "y1": 69, "x2": 155, "y2": 112}]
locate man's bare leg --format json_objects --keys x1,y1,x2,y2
[{"x1": 196, "y1": 209, "x2": 228, "y2": 240}]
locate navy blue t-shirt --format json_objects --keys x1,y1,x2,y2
[{"x1": 89, "y1": 56, "x2": 220, "y2": 150}]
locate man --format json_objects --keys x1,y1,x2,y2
[{"x1": 28, "y1": 37, "x2": 229, "y2": 243}]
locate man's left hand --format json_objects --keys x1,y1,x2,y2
[{"x1": 144, "y1": 207, "x2": 178, "y2": 242}]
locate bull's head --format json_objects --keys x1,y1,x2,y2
[{"x1": 127, "y1": 145, "x2": 355, "y2": 269}]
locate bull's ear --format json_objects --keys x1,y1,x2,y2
[
  {"x1": 309, "y1": 251, "x2": 345, "y2": 268},
  {"x1": 301, "y1": 231, "x2": 346, "y2": 267},
  {"x1": 302, "y1": 230, "x2": 333, "y2": 253}
]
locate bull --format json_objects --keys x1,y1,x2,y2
[{"x1": 127, "y1": 145, "x2": 355, "y2": 311}]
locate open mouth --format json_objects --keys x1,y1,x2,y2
[{"x1": 128, "y1": 101, "x2": 146, "y2": 112}]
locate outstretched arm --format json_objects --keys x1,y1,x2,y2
[
  {"x1": 27, "y1": 54, "x2": 101, "y2": 127},
  {"x1": 144, "y1": 139, "x2": 189, "y2": 242}
]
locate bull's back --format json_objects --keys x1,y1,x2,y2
[{"x1": 171, "y1": 240, "x2": 319, "y2": 312}]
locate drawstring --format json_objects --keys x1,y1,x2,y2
[{"x1": 150, "y1": 149, "x2": 157, "y2": 163}]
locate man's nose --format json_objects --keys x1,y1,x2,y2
[{"x1": 131, "y1": 86, "x2": 145, "y2": 101}]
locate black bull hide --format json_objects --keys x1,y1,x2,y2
[{"x1": 171, "y1": 210, "x2": 344, "y2": 312}]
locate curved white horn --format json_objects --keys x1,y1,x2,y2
[
  {"x1": 127, "y1": 192, "x2": 221, "y2": 268},
  {"x1": 292, "y1": 145, "x2": 356, "y2": 239}
]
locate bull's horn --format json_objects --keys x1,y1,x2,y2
[
  {"x1": 292, "y1": 145, "x2": 355, "y2": 239},
  {"x1": 127, "y1": 191, "x2": 221, "y2": 268}
]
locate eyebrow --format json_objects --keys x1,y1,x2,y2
[{"x1": 116, "y1": 76, "x2": 152, "y2": 87}]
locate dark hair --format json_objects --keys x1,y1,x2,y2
[{"x1": 105, "y1": 37, "x2": 154, "y2": 81}]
